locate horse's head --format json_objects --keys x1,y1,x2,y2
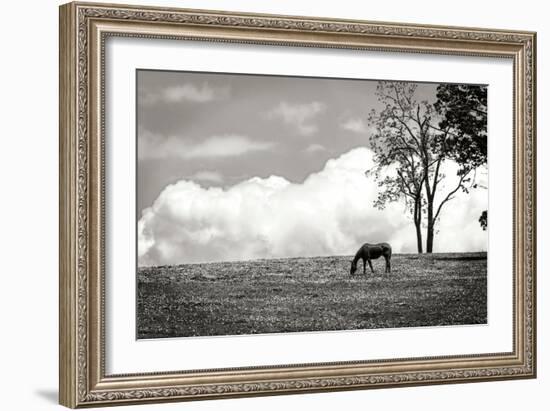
[{"x1": 350, "y1": 260, "x2": 357, "y2": 276}]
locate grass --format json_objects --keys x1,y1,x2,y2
[{"x1": 137, "y1": 252, "x2": 487, "y2": 339}]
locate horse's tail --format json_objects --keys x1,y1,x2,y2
[{"x1": 383, "y1": 243, "x2": 392, "y2": 259}]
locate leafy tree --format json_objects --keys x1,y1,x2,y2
[
  {"x1": 479, "y1": 210, "x2": 488, "y2": 231},
  {"x1": 435, "y1": 84, "x2": 488, "y2": 229},
  {"x1": 367, "y1": 81, "x2": 472, "y2": 253}
]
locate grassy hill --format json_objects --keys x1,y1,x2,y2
[{"x1": 137, "y1": 252, "x2": 487, "y2": 339}]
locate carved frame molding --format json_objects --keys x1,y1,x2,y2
[{"x1": 59, "y1": 2, "x2": 536, "y2": 408}]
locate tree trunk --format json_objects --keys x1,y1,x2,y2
[
  {"x1": 414, "y1": 200, "x2": 423, "y2": 253},
  {"x1": 415, "y1": 220, "x2": 423, "y2": 253},
  {"x1": 426, "y1": 196, "x2": 434, "y2": 253},
  {"x1": 426, "y1": 223, "x2": 434, "y2": 253}
]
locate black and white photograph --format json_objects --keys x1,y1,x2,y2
[{"x1": 136, "y1": 70, "x2": 488, "y2": 339}]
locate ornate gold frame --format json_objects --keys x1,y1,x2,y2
[{"x1": 59, "y1": 2, "x2": 536, "y2": 408}]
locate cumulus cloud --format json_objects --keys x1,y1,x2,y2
[
  {"x1": 140, "y1": 82, "x2": 230, "y2": 106},
  {"x1": 138, "y1": 147, "x2": 487, "y2": 266},
  {"x1": 138, "y1": 129, "x2": 275, "y2": 160},
  {"x1": 267, "y1": 101, "x2": 325, "y2": 136},
  {"x1": 340, "y1": 117, "x2": 369, "y2": 134}
]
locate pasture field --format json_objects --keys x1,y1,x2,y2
[{"x1": 137, "y1": 252, "x2": 487, "y2": 339}]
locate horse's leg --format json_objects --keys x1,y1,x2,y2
[
  {"x1": 367, "y1": 259, "x2": 374, "y2": 274},
  {"x1": 362, "y1": 258, "x2": 366, "y2": 275},
  {"x1": 385, "y1": 256, "x2": 391, "y2": 273}
]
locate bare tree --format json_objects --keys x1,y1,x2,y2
[{"x1": 367, "y1": 81, "x2": 472, "y2": 253}]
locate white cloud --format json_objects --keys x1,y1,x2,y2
[
  {"x1": 304, "y1": 143, "x2": 326, "y2": 153},
  {"x1": 184, "y1": 136, "x2": 274, "y2": 159},
  {"x1": 140, "y1": 82, "x2": 230, "y2": 105},
  {"x1": 138, "y1": 147, "x2": 488, "y2": 266},
  {"x1": 188, "y1": 171, "x2": 224, "y2": 183},
  {"x1": 341, "y1": 117, "x2": 369, "y2": 134},
  {"x1": 267, "y1": 101, "x2": 325, "y2": 136},
  {"x1": 138, "y1": 129, "x2": 274, "y2": 160}
]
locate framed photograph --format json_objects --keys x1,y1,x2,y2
[{"x1": 59, "y1": 2, "x2": 537, "y2": 408}]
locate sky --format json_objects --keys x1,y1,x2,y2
[{"x1": 137, "y1": 70, "x2": 488, "y2": 266}]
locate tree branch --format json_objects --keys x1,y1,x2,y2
[{"x1": 433, "y1": 172, "x2": 469, "y2": 221}]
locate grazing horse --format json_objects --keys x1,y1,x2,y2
[{"x1": 350, "y1": 243, "x2": 392, "y2": 275}]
